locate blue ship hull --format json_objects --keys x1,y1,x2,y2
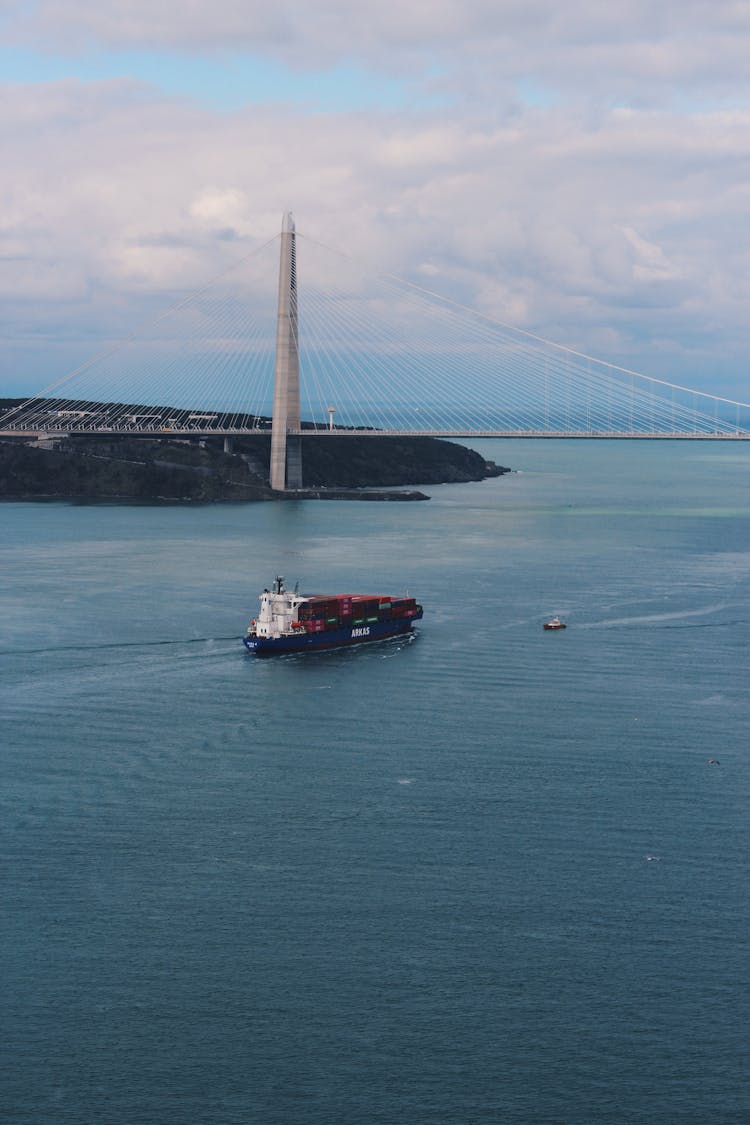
[{"x1": 244, "y1": 614, "x2": 420, "y2": 655}]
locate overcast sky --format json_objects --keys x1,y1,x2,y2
[{"x1": 2, "y1": 0, "x2": 750, "y2": 399}]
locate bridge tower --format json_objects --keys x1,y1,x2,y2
[{"x1": 269, "y1": 211, "x2": 302, "y2": 491}]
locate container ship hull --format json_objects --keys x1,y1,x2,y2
[
  {"x1": 243, "y1": 578, "x2": 423, "y2": 656},
  {"x1": 244, "y1": 616, "x2": 417, "y2": 655}
]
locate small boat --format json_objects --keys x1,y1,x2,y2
[{"x1": 543, "y1": 616, "x2": 566, "y2": 630}]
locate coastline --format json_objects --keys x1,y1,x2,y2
[{"x1": 0, "y1": 433, "x2": 509, "y2": 503}]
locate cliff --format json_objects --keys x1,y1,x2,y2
[{"x1": 0, "y1": 432, "x2": 509, "y2": 502}]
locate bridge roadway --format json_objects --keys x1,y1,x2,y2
[{"x1": 2, "y1": 427, "x2": 750, "y2": 441}]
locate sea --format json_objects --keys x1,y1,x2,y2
[{"x1": 3, "y1": 438, "x2": 750, "y2": 1125}]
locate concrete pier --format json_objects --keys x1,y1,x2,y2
[{"x1": 269, "y1": 212, "x2": 302, "y2": 491}]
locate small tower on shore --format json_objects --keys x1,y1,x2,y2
[{"x1": 269, "y1": 212, "x2": 302, "y2": 491}]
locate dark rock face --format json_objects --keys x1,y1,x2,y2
[
  {"x1": 0, "y1": 438, "x2": 270, "y2": 501},
  {"x1": 277, "y1": 435, "x2": 505, "y2": 487},
  {"x1": 0, "y1": 433, "x2": 509, "y2": 502}
]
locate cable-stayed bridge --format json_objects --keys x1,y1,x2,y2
[{"x1": 3, "y1": 212, "x2": 750, "y2": 488}]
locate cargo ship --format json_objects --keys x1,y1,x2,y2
[{"x1": 243, "y1": 577, "x2": 423, "y2": 655}]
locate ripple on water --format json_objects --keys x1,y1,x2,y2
[{"x1": 4, "y1": 445, "x2": 750, "y2": 1124}]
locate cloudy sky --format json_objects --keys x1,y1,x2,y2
[{"x1": 2, "y1": 0, "x2": 750, "y2": 400}]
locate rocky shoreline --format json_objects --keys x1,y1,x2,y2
[{"x1": 0, "y1": 432, "x2": 510, "y2": 502}]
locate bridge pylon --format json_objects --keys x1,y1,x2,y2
[{"x1": 269, "y1": 211, "x2": 302, "y2": 491}]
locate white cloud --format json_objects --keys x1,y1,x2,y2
[
  {"x1": 189, "y1": 188, "x2": 251, "y2": 231},
  {"x1": 2, "y1": 1, "x2": 750, "y2": 397},
  {"x1": 620, "y1": 227, "x2": 682, "y2": 283},
  {"x1": 6, "y1": 0, "x2": 750, "y2": 101},
  {"x1": 2, "y1": 80, "x2": 750, "y2": 389}
]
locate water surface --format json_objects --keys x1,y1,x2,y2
[{"x1": 3, "y1": 440, "x2": 750, "y2": 1123}]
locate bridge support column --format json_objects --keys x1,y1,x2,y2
[
  {"x1": 223, "y1": 436, "x2": 233, "y2": 454},
  {"x1": 270, "y1": 211, "x2": 302, "y2": 491}
]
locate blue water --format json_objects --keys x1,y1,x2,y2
[{"x1": 3, "y1": 439, "x2": 750, "y2": 1124}]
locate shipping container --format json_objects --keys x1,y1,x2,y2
[{"x1": 295, "y1": 593, "x2": 418, "y2": 631}]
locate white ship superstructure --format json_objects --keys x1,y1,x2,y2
[{"x1": 252, "y1": 577, "x2": 307, "y2": 640}]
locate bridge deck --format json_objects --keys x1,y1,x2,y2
[{"x1": 3, "y1": 428, "x2": 750, "y2": 441}]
